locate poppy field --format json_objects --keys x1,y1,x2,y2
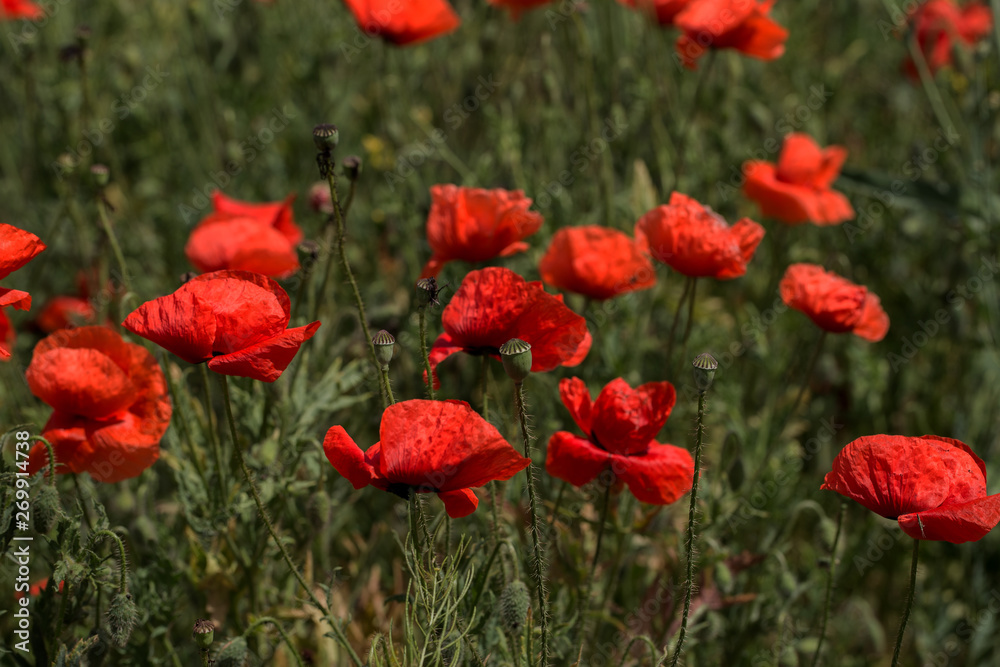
[{"x1": 2, "y1": 0, "x2": 1000, "y2": 665}]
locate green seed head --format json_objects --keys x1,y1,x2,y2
[
  {"x1": 415, "y1": 277, "x2": 439, "y2": 309},
  {"x1": 498, "y1": 580, "x2": 531, "y2": 635},
  {"x1": 372, "y1": 330, "x2": 395, "y2": 367},
  {"x1": 312, "y1": 124, "x2": 339, "y2": 152},
  {"x1": 342, "y1": 155, "x2": 362, "y2": 181},
  {"x1": 692, "y1": 353, "x2": 718, "y2": 393},
  {"x1": 90, "y1": 164, "x2": 110, "y2": 187},
  {"x1": 192, "y1": 619, "x2": 215, "y2": 649},
  {"x1": 499, "y1": 338, "x2": 532, "y2": 383}
]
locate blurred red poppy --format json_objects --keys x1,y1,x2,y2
[
  {"x1": 539, "y1": 226, "x2": 656, "y2": 301},
  {"x1": 822, "y1": 434, "x2": 1000, "y2": 543},
  {"x1": 904, "y1": 0, "x2": 992, "y2": 77},
  {"x1": 674, "y1": 0, "x2": 787, "y2": 69},
  {"x1": 122, "y1": 270, "x2": 320, "y2": 382},
  {"x1": 343, "y1": 0, "x2": 460, "y2": 45},
  {"x1": 1, "y1": 0, "x2": 43, "y2": 19},
  {"x1": 15, "y1": 578, "x2": 64, "y2": 601},
  {"x1": 780, "y1": 264, "x2": 889, "y2": 341},
  {"x1": 25, "y1": 326, "x2": 172, "y2": 483},
  {"x1": 546, "y1": 378, "x2": 693, "y2": 504},
  {"x1": 324, "y1": 399, "x2": 530, "y2": 518},
  {"x1": 617, "y1": 0, "x2": 692, "y2": 25},
  {"x1": 185, "y1": 193, "x2": 302, "y2": 278},
  {"x1": 1, "y1": 223, "x2": 45, "y2": 359},
  {"x1": 489, "y1": 0, "x2": 552, "y2": 19},
  {"x1": 742, "y1": 134, "x2": 854, "y2": 226},
  {"x1": 634, "y1": 192, "x2": 764, "y2": 279},
  {"x1": 428, "y1": 267, "x2": 591, "y2": 384},
  {"x1": 0, "y1": 309, "x2": 14, "y2": 359},
  {"x1": 421, "y1": 185, "x2": 544, "y2": 279},
  {"x1": 36, "y1": 296, "x2": 97, "y2": 333}
]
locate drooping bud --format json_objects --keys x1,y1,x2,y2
[
  {"x1": 498, "y1": 580, "x2": 530, "y2": 635},
  {"x1": 312, "y1": 124, "x2": 339, "y2": 152},
  {"x1": 33, "y1": 484, "x2": 63, "y2": 534},
  {"x1": 372, "y1": 330, "x2": 395, "y2": 368},
  {"x1": 106, "y1": 591, "x2": 139, "y2": 647},
  {"x1": 692, "y1": 353, "x2": 718, "y2": 393},
  {"x1": 342, "y1": 155, "x2": 362, "y2": 181},
  {"x1": 415, "y1": 277, "x2": 439, "y2": 309},
  {"x1": 499, "y1": 338, "x2": 532, "y2": 383},
  {"x1": 192, "y1": 619, "x2": 215, "y2": 649}
]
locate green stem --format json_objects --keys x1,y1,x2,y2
[
  {"x1": 782, "y1": 331, "x2": 827, "y2": 436},
  {"x1": 245, "y1": 616, "x2": 307, "y2": 667},
  {"x1": 890, "y1": 539, "x2": 920, "y2": 667},
  {"x1": 91, "y1": 529, "x2": 128, "y2": 593},
  {"x1": 575, "y1": 480, "x2": 613, "y2": 661},
  {"x1": 52, "y1": 580, "x2": 70, "y2": 651},
  {"x1": 157, "y1": 351, "x2": 210, "y2": 499},
  {"x1": 665, "y1": 276, "x2": 693, "y2": 374},
  {"x1": 677, "y1": 277, "x2": 698, "y2": 371},
  {"x1": 200, "y1": 364, "x2": 229, "y2": 506},
  {"x1": 667, "y1": 390, "x2": 707, "y2": 667},
  {"x1": 217, "y1": 373, "x2": 362, "y2": 666},
  {"x1": 27, "y1": 436, "x2": 56, "y2": 483},
  {"x1": 482, "y1": 356, "x2": 502, "y2": 549},
  {"x1": 515, "y1": 382, "x2": 548, "y2": 667},
  {"x1": 96, "y1": 197, "x2": 131, "y2": 297},
  {"x1": 380, "y1": 365, "x2": 395, "y2": 406},
  {"x1": 419, "y1": 307, "x2": 436, "y2": 399},
  {"x1": 810, "y1": 501, "x2": 846, "y2": 667}
]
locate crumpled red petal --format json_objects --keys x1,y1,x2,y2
[
  {"x1": 322, "y1": 426, "x2": 377, "y2": 489},
  {"x1": 208, "y1": 321, "x2": 321, "y2": 383},
  {"x1": 558, "y1": 377, "x2": 594, "y2": 435},
  {"x1": 591, "y1": 379, "x2": 676, "y2": 456},
  {"x1": 0, "y1": 287, "x2": 31, "y2": 311},
  {"x1": 437, "y1": 489, "x2": 479, "y2": 518},
  {"x1": 613, "y1": 443, "x2": 694, "y2": 505},
  {"x1": 0, "y1": 223, "x2": 46, "y2": 281},
  {"x1": 122, "y1": 288, "x2": 217, "y2": 364},
  {"x1": 545, "y1": 431, "x2": 609, "y2": 487},
  {"x1": 899, "y1": 494, "x2": 1000, "y2": 543}
]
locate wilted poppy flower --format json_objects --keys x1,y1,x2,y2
[
  {"x1": 185, "y1": 192, "x2": 302, "y2": 278},
  {"x1": 324, "y1": 399, "x2": 530, "y2": 518},
  {"x1": 674, "y1": 0, "x2": 788, "y2": 69},
  {"x1": 428, "y1": 267, "x2": 591, "y2": 383},
  {"x1": 546, "y1": 378, "x2": 694, "y2": 505},
  {"x1": 122, "y1": 270, "x2": 320, "y2": 382},
  {"x1": 1, "y1": 0, "x2": 43, "y2": 20},
  {"x1": 904, "y1": 0, "x2": 993, "y2": 77},
  {"x1": 780, "y1": 264, "x2": 889, "y2": 342},
  {"x1": 617, "y1": 0, "x2": 692, "y2": 25},
  {"x1": 489, "y1": 0, "x2": 552, "y2": 19},
  {"x1": 742, "y1": 134, "x2": 854, "y2": 226},
  {"x1": 343, "y1": 0, "x2": 460, "y2": 46},
  {"x1": 822, "y1": 435, "x2": 1000, "y2": 543},
  {"x1": 421, "y1": 185, "x2": 544, "y2": 279},
  {"x1": 539, "y1": 226, "x2": 656, "y2": 301},
  {"x1": 24, "y1": 326, "x2": 172, "y2": 483},
  {"x1": 634, "y1": 192, "x2": 764, "y2": 279},
  {"x1": 1, "y1": 223, "x2": 45, "y2": 359}
]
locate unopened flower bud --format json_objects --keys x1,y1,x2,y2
[
  {"x1": 308, "y1": 182, "x2": 333, "y2": 214},
  {"x1": 33, "y1": 484, "x2": 62, "y2": 534},
  {"x1": 192, "y1": 619, "x2": 215, "y2": 649},
  {"x1": 90, "y1": 164, "x2": 109, "y2": 187},
  {"x1": 498, "y1": 580, "x2": 530, "y2": 635},
  {"x1": 312, "y1": 124, "x2": 339, "y2": 152},
  {"x1": 499, "y1": 338, "x2": 532, "y2": 383},
  {"x1": 692, "y1": 353, "x2": 718, "y2": 393},
  {"x1": 106, "y1": 591, "x2": 139, "y2": 647},
  {"x1": 372, "y1": 330, "x2": 395, "y2": 368},
  {"x1": 342, "y1": 155, "x2": 362, "y2": 181}
]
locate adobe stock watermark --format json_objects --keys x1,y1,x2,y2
[
  {"x1": 922, "y1": 589, "x2": 1000, "y2": 667},
  {"x1": 6, "y1": 0, "x2": 70, "y2": 56},
  {"x1": 877, "y1": 0, "x2": 920, "y2": 40},
  {"x1": 885, "y1": 255, "x2": 998, "y2": 371}
]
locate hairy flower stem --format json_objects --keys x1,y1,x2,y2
[
  {"x1": 665, "y1": 277, "x2": 693, "y2": 374},
  {"x1": 28, "y1": 436, "x2": 57, "y2": 482},
  {"x1": 418, "y1": 308, "x2": 436, "y2": 399},
  {"x1": 380, "y1": 365, "x2": 395, "y2": 405},
  {"x1": 575, "y1": 480, "x2": 613, "y2": 661},
  {"x1": 667, "y1": 390, "x2": 707, "y2": 667},
  {"x1": 891, "y1": 540, "x2": 920, "y2": 667},
  {"x1": 200, "y1": 364, "x2": 228, "y2": 504},
  {"x1": 482, "y1": 356, "x2": 502, "y2": 549},
  {"x1": 91, "y1": 529, "x2": 129, "y2": 592},
  {"x1": 514, "y1": 381, "x2": 549, "y2": 667},
  {"x1": 811, "y1": 501, "x2": 846, "y2": 667},
  {"x1": 217, "y1": 374, "x2": 362, "y2": 666},
  {"x1": 677, "y1": 278, "x2": 698, "y2": 370}
]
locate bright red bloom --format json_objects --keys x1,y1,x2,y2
[
  {"x1": 0, "y1": 308, "x2": 14, "y2": 359},
  {"x1": 342, "y1": 0, "x2": 460, "y2": 46},
  {"x1": 742, "y1": 134, "x2": 854, "y2": 225},
  {"x1": 780, "y1": 264, "x2": 889, "y2": 341},
  {"x1": 617, "y1": 0, "x2": 692, "y2": 25},
  {"x1": 904, "y1": 0, "x2": 993, "y2": 77},
  {"x1": 539, "y1": 226, "x2": 656, "y2": 301},
  {"x1": 185, "y1": 193, "x2": 302, "y2": 278},
  {"x1": 36, "y1": 296, "x2": 97, "y2": 333},
  {"x1": 324, "y1": 399, "x2": 530, "y2": 518},
  {"x1": 634, "y1": 192, "x2": 764, "y2": 279},
  {"x1": 25, "y1": 327, "x2": 172, "y2": 483},
  {"x1": 0, "y1": 223, "x2": 45, "y2": 359},
  {"x1": 1, "y1": 0, "x2": 43, "y2": 20},
  {"x1": 674, "y1": 0, "x2": 788, "y2": 69},
  {"x1": 822, "y1": 435, "x2": 1000, "y2": 544},
  {"x1": 421, "y1": 185, "x2": 544, "y2": 279},
  {"x1": 122, "y1": 270, "x2": 320, "y2": 382},
  {"x1": 428, "y1": 267, "x2": 591, "y2": 383},
  {"x1": 546, "y1": 378, "x2": 693, "y2": 505},
  {"x1": 489, "y1": 0, "x2": 552, "y2": 19}
]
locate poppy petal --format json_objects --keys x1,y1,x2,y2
[
  {"x1": 122, "y1": 288, "x2": 218, "y2": 364},
  {"x1": 852, "y1": 292, "x2": 890, "y2": 342},
  {"x1": 591, "y1": 379, "x2": 676, "y2": 456},
  {"x1": 437, "y1": 489, "x2": 479, "y2": 518},
  {"x1": 322, "y1": 425, "x2": 376, "y2": 489},
  {"x1": 613, "y1": 443, "x2": 694, "y2": 505},
  {"x1": 208, "y1": 321, "x2": 321, "y2": 382},
  {"x1": 558, "y1": 377, "x2": 593, "y2": 435},
  {"x1": 0, "y1": 223, "x2": 46, "y2": 281},
  {"x1": 899, "y1": 494, "x2": 1000, "y2": 543},
  {"x1": 545, "y1": 431, "x2": 609, "y2": 487}
]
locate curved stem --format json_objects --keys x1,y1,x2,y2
[
  {"x1": 217, "y1": 373, "x2": 362, "y2": 666},
  {"x1": 91, "y1": 529, "x2": 128, "y2": 593},
  {"x1": 418, "y1": 308, "x2": 437, "y2": 399},
  {"x1": 665, "y1": 276, "x2": 693, "y2": 372},
  {"x1": 28, "y1": 436, "x2": 57, "y2": 483},
  {"x1": 380, "y1": 365, "x2": 395, "y2": 406},
  {"x1": 677, "y1": 278, "x2": 698, "y2": 371},
  {"x1": 890, "y1": 539, "x2": 920, "y2": 667},
  {"x1": 810, "y1": 501, "x2": 846, "y2": 667},
  {"x1": 245, "y1": 616, "x2": 307, "y2": 667}
]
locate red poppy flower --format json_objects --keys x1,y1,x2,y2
[
  {"x1": 780, "y1": 264, "x2": 889, "y2": 341},
  {"x1": 674, "y1": 0, "x2": 788, "y2": 69},
  {"x1": 16, "y1": 578, "x2": 64, "y2": 601},
  {"x1": 822, "y1": 435, "x2": 1000, "y2": 543},
  {"x1": 742, "y1": 134, "x2": 854, "y2": 226},
  {"x1": 546, "y1": 378, "x2": 693, "y2": 505},
  {"x1": 1, "y1": 223, "x2": 46, "y2": 312},
  {"x1": 428, "y1": 267, "x2": 591, "y2": 384},
  {"x1": 343, "y1": 0, "x2": 460, "y2": 46},
  {"x1": 904, "y1": 0, "x2": 993, "y2": 77},
  {"x1": 1, "y1": 0, "x2": 43, "y2": 20},
  {"x1": 0, "y1": 308, "x2": 14, "y2": 359},
  {"x1": 24, "y1": 326, "x2": 172, "y2": 483},
  {"x1": 122, "y1": 270, "x2": 320, "y2": 382},
  {"x1": 617, "y1": 0, "x2": 692, "y2": 25},
  {"x1": 323, "y1": 399, "x2": 530, "y2": 518},
  {"x1": 421, "y1": 185, "x2": 544, "y2": 279},
  {"x1": 539, "y1": 226, "x2": 656, "y2": 301},
  {"x1": 36, "y1": 296, "x2": 97, "y2": 333},
  {"x1": 634, "y1": 192, "x2": 764, "y2": 279},
  {"x1": 211, "y1": 191, "x2": 302, "y2": 244},
  {"x1": 488, "y1": 0, "x2": 552, "y2": 19}
]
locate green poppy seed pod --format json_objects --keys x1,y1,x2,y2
[
  {"x1": 33, "y1": 484, "x2": 62, "y2": 534},
  {"x1": 498, "y1": 580, "x2": 530, "y2": 635},
  {"x1": 312, "y1": 124, "x2": 339, "y2": 152},
  {"x1": 500, "y1": 338, "x2": 532, "y2": 383},
  {"x1": 415, "y1": 277, "x2": 439, "y2": 309},
  {"x1": 90, "y1": 164, "x2": 110, "y2": 187},
  {"x1": 342, "y1": 155, "x2": 362, "y2": 181},
  {"x1": 692, "y1": 353, "x2": 718, "y2": 393},
  {"x1": 192, "y1": 619, "x2": 215, "y2": 649},
  {"x1": 372, "y1": 330, "x2": 395, "y2": 368},
  {"x1": 106, "y1": 591, "x2": 139, "y2": 647}
]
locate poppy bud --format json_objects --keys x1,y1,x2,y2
[
  {"x1": 498, "y1": 580, "x2": 530, "y2": 635},
  {"x1": 342, "y1": 155, "x2": 362, "y2": 181},
  {"x1": 307, "y1": 182, "x2": 333, "y2": 214},
  {"x1": 692, "y1": 353, "x2": 718, "y2": 393},
  {"x1": 90, "y1": 164, "x2": 110, "y2": 188},
  {"x1": 192, "y1": 618, "x2": 215, "y2": 649},
  {"x1": 415, "y1": 277, "x2": 439, "y2": 309},
  {"x1": 33, "y1": 484, "x2": 62, "y2": 534},
  {"x1": 312, "y1": 124, "x2": 339, "y2": 152},
  {"x1": 499, "y1": 338, "x2": 532, "y2": 383},
  {"x1": 298, "y1": 240, "x2": 320, "y2": 263},
  {"x1": 106, "y1": 591, "x2": 139, "y2": 647},
  {"x1": 372, "y1": 330, "x2": 395, "y2": 368}
]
